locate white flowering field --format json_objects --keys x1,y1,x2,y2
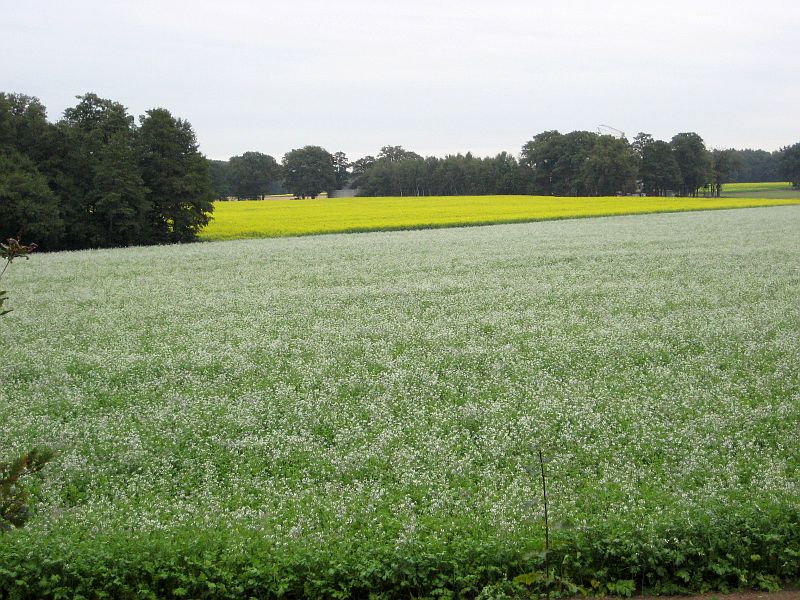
[{"x1": 1, "y1": 207, "x2": 799, "y2": 598}]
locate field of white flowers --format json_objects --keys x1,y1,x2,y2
[{"x1": 1, "y1": 206, "x2": 798, "y2": 598}]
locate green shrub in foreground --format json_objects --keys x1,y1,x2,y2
[{"x1": 0, "y1": 504, "x2": 797, "y2": 599}]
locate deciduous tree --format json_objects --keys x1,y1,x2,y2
[
  {"x1": 282, "y1": 146, "x2": 335, "y2": 198},
  {"x1": 0, "y1": 151, "x2": 63, "y2": 247},
  {"x1": 640, "y1": 140, "x2": 681, "y2": 196},
  {"x1": 779, "y1": 142, "x2": 800, "y2": 189},
  {"x1": 0, "y1": 94, "x2": 64, "y2": 248},
  {"x1": 670, "y1": 132, "x2": 712, "y2": 197},
  {"x1": 581, "y1": 135, "x2": 637, "y2": 196},
  {"x1": 520, "y1": 130, "x2": 564, "y2": 195},
  {"x1": 377, "y1": 145, "x2": 422, "y2": 163},
  {"x1": 710, "y1": 149, "x2": 741, "y2": 197},
  {"x1": 521, "y1": 130, "x2": 598, "y2": 195},
  {"x1": 59, "y1": 93, "x2": 150, "y2": 248},
  {"x1": 332, "y1": 151, "x2": 350, "y2": 189},
  {"x1": 228, "y1": 151, "x2": 280, "y2": 199},
  {"x1": 208, "y1": 159, "x2": 232, "y2": 199},
  {"x1": 138, "y1": 108, "x2": 214, "y2": 242}
]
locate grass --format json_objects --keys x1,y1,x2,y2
[
  {"x1": 1, "y1": 206, "x2": 799, "y2": 597},
  {"x1": 722, "y1": 182, "x2": 793, "y2": 192},
  {"x1": 199, "y1": 194, "x2": 800, "y2": 240},
  {"x1": 720, "y1": 182, "x2": 800, "y2": 199}
]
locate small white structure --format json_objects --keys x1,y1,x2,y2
[{"x1": 329, "y1": 188, "x2": 360, "y2": 198}]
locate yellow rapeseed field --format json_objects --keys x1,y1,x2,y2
[{"x1": 199, "y1": 195, "x2": 800, "y2": 240}]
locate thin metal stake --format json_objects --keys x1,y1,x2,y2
[{"x1": 539, "y1": 448, "x2": 550, "y2": 595}]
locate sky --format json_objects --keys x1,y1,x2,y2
[{"x1": 2, "y1": 0, "x2": 799, "y2": 161}]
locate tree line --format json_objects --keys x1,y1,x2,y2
[
  {"x1": 208, "y1": 148, "x2": 349, "y2": 200},
  {"x1": 3, "y1": 91, "x2": 799, "y2": 251},
  {"x1": 347, "y1": 133, "x2": 798, "y2": 198},
  {"x1": 208, "y1": 136, "x2": 798, "y2": 201},
  {"x1": 1, "y1": 92, "x2": 215, "y2": 251}
]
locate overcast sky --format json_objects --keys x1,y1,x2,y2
[{"x1": 2, "y1": 0, "x2": 799, "y2": 161}]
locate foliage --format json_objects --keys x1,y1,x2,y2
[
  {"x1": 671, "y1": 132, "x2": 712, "y2": 196},
  {"x1": 0, "y1": 448, "x2": 55, "y2": 531},
  {"x1": 520, "y1": 130, "x2": 565, "y2": 195},
  {"x1": 356, "y1": 148, "x2": 528, "y2": 197},
  {"x1": 0, "y1": 237, "x2": 37, "y2": 316},
  {"x1": 581, "y1": 135, "x2": 637, "y2": 195},
  {"x1": 332, "y1": 151, "x2": 350, "y2": 189},
  {"x1": 0, "y1": 93, "x2": 53, "y2": 164},
  {"x1": 779, "y1": 142, "x2": 800, "y2": 188},
  {"x1": 709, "y1": 149, "x2": 742, "y2": 197},
  {"x1": 346, "y1": 133, "x2": 766, "y2": 199},
  {"x1": 0, "y1": 94, "x2": 64, "y2": 247},
  {"x1": 0, "y1": 236, "x2": 37, "y2": 264},
  {"x1": 2, "y1": 207, "x2": 799, "y2": 596},
  {"x1": 227, "y1": 151, "x2": 281, "y2": 200},
  {"x1": 282, "y1": 145, "x2": 336, "y2": 198},
  {"x1": 349, "y1": 154, "x2": 377, "y2": 188},
  {"x1": 208, "y1": 159, "x2": 233, "y2": 199},
  {"x1": 377, "y1": 145, "x2": 423, "y2": 163},
  {"x1": 137, "y1": 108, "x2": 215, "y2": 242},
  {"x1": 0, "y1": 91, "x2": 215, "y2": 250},
  {"x1": 636, "y1": 136, "x2": 682, "y2": 196},
  {"x1": 0, "y1": 150, "x2": 64, "y2": 248},
  {"x1": 0, "y1": 240, "x2": 54, "y2": 534},
  {"x1": 520, "y1": 130, "x2": 599, "y2": 196},
  {"x1": 358, "y1": 155, "x2": 427, "y2": 196},
  {"x1": 58, "y1": 94, "x2": 152, "y2": 248},
  {"x1": 199, "y1": 194, "x2": 799, "y2": 240},
  {"x1": 729, "y1": 148, "x2": 781, "y2": 183}
]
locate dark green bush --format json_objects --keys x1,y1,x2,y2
[{"x1": 0, "y1": 503, "x2": 797, "y2": 599}]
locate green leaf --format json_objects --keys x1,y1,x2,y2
[
  {"x1": 611, "y1": 579, "x2": 636, "y2": 597},
  {"x1": 513, "y1": 572, "x2": 543, "y2": 586}
]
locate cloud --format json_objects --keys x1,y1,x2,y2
[{"x1": 2, "y1": 0, "x2": 798, "y2": 159}]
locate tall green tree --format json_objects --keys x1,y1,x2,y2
[
  {"x1": 483, "y1": 152, "x2": 523, "y2": 195},
  {"x1": 670, "y1": 132, "x2": 712, "y2": 196},
  {"x1": 282, "y1": 146, "x2": 335, "y2": 198},
  {"x1": 557, "y1": 131, "x2": 599, "y2": 196},
  {"x1": 0, "y1": 94, "x2": 64, "y2": 248},
  {"x1": 208, "y1": 159, "x2": 232, "y2": 199},
  {"x1": 631, "y1": 132, "x2": 654, "y2": 161},
  {"x1": 779, "y1": 142, "x2": 800, "y2": 189},
  {"x1": 59, "y1": 93, "x2": 150, "y2": 248},
  {"x1": 332, "y1": 151, "x2": 350, "y2": 189},
  {"x1": 434, "y1": 154, "x2": 481, "y2": 195},
  {"x1": 520, "y1": 130, "x2": 564, "y2": 195},
  {"x1": 228, "y1": 151, "x2": 280, "y2": 199},
  {"x1": 581, "y1": 136, "x2": 637, "y2": 196},
  {"x1": 137, "y1": 108, "x2": 214, "y2": 243},
  {"x1": 0, "y1": 94, "x2": 54, "y2": 164},
  {"x1": 521, "y1": 130, "x2": 598, "y2": 195},
  {"x1": 355, "y1": 147, "x2": 425, "y2": 195},
  {"x1": 0, "y1": 151, "x2": 63, "y2": 247},
  {"x1": 89, "y1": 133, "x2": 149, "y2": 246},
  {"x1": 639, "y1": 140, "x2": 681, "y2": 196},
  {"x1": 377, "y1": 145, "x2": 422, "y2": 163},
  {"x1": 350, "y1": 155, "x2": 376, "y2": 189},
  {"x1": 730, "y1": 149, "x2": 781, "y2": 182},
  {"x1": 710, "y1": 149, "x2": 741, "y2": 197}
]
